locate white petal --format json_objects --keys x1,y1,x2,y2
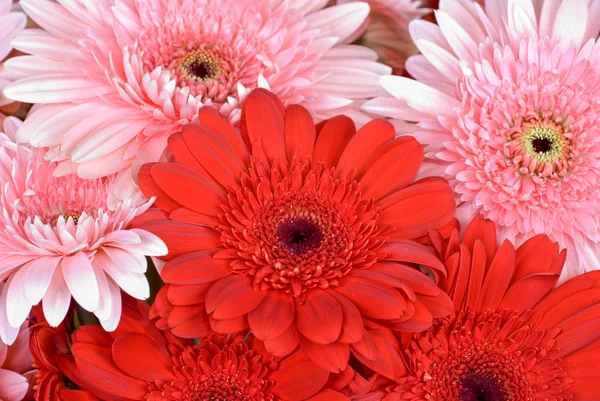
[
  {"x1": 4, "y1": 74, "x2": 113, "y2": 103},
  {"x1": 42, "y1": 267, "x2": 72, "y2": 327},
  {"x1": 552, "y1": 0, "x2": 587, "y2": 49},
  {"x1": 379, "y1": 75, "x2": 460, "y2": 116},
  {"x1": 23, "y1": 256, "x2": 61, "y2": 306},
  {"x1": 306, "y1": 2, "x2": 370, "y2": 44},
  {"x1": 96, "y1": 277, "x2": 122, "y2": 332},
  {"x1": 61, "y1": 252, "x2": 99, "y2": 312}
]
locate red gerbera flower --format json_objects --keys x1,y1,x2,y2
[
  {"x1": 376, "y1": 216, "x2": 600, "y2": 400},
  {"x1": 134, "y1": 88, "x2": 457, "y2": 374},
  {"x1": 68, "y1": 303, "x2": 361, "y2": 401},
  {"x1": 29, "y1": 315, "x2": 99, "y2": 401}
]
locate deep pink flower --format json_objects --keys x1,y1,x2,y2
[
  {"x1": 4, "y1": 0, "x2": 390, "y2": 192},
  {"x1": 0, "y1": 130, "x2": 167, "y2": 344},
  {"x1": 365, "y1": 0, "x2": 600, "y2": 281}
]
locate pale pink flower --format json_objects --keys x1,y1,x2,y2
[
  {"x1": 0, "y1": 317, "x2": 33, "y2": 401},
  {"x1": 339, "y1": 0, "x2": 429, "y2": 74},
  {"x1": 364, "y1": 0, "x2": 600, "y2": 281},
  {"x1": 0, "y1": 0, "x2": 26, "y2": 110},
  {"x1": 3, "y1": 0, "x2": 390, "y2": 190},
  {"x1": 0, "y1": 122, "x2": 168, "y2": 345}
]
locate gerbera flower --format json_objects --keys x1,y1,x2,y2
[
  {"x1": 68, "y1": 298, "x2": 355, "y2": 401},
  {"x1": 29, "y1": 311, "x2": 99, "y2": 401},
  {"x1": 363, "y1": 0, "x2": 600, "y2": 281},
  {"x1": 374, "y1": 215, "x2": 600, "y2": 400},
  {"x1": 134, "y1": 88, "x2": 456, "y2": 374},
  {"x1": 0, "y1": 295, "x2": 34, "y2": 401},
  {"x1": 0, "y1": 0, "x2": 27, "y2": 120},
  {"x1": 3, "y1": 0, "x2": 390, "y2": 189},
  {"x1": 0, "y1": 131, "x2": 168, "y2": 344},
  {"x1": 338, "y1": 0, "x2": 429, "y2": 75}
]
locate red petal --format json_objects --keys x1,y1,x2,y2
[
  {"x1": 296, "y1": 290, "x2": 343, "y2": 344},
  {"x1": 169, "y1": 208, "x2": 219, "y2": 227},
  {"x1": 329, "y1": 291, "x2": 364, "y2": 343},
  {"x1": 379, "y1": 178, "x2": 455, "y2": 240},
  {"x1": 306, "y1": 390, "x2": 350, "y2": 401},
  {"x1": 167, "y1": 132, "x2": 209, "y2": 173},
  {"x1": 181, "y1": 124, "x2": 245, "y2": 189},
  {"x1": 461, "y1": 215, "x2": 497, "y2": 268},
  {"x1": 312, "y1": 115, "x2": 355, "y2": 168},
  {"x1": 161, "y1": 250, "x2": 231, "y2": 285},
  {"x1": 271, "y1": 352, "x2": 330, "y2": 401},
  {"x1": 167, "y1": 305, "x2": 212, "y2": 338},
  {"x1": 351, "y1": 330, "x2": 406, "y2": 381},
  {"x1": 72, "y1": 344, "x2": 148, "y2": 399},
  {"x1": 166, "y1": 283, "x2": 210, "y2": 306},
  {"x1": 264, "y1": 324, "x2": 299, "y2": 357},
  {"x1": 478, "y1": 240, "x2": 515, "y2": 311},
  {"x1": 360, "y1": 136, "x2": 424, "y2": 200},
  {"x1": 209, "y1": 315, "x2": 248, "y2": 333},
  {"x1": 248, "y1": 290, "x2": 295, "y2": 341},
  {"x1": 137, "y1": 164, "x2": 179, "y2": 213},
  {"x1": 241, "y1": 89, "x2": 285, "y2": 160},
  {"x1": 465, "y1": 240, "x2": 486, "y2": 309},
  {"x1": 301, "y1": 338, "x2": 349, "y2": 373},
  {"x1": 416, "y1": 292, "x2": 453, "y2": 318},
  {"x1": 141, "y1": 221, "x2": 221, "y2": 254},
  {"x1": 535, "y1": 271, "x2": 600, "y2": 329},
  {"x1": 197, "y1": 107, "x2": 249, "y2": 164},
  {"x1": 205, "y1": 276, "x2": 267, "y2": 319},
  {"x1": 380, "y1": 240, "x2": 446, "y2": 275},
  {"x1": 370, "y1": 262, "x2": 442, "y2": 297},
  {"x1": 336, "y1": 119, "x2": 394, "y2": 179},
  {"x1": 150, "y1": 163, "x2": 226, "y2": 215},
  {"x1": 284, "y1": 104, "x2": 316, "y2": 161},
  {"x1": 112, "y1": 333, "x2": 175, "y2": 382},
  {"x1": 59, "y1": 390, "x2": 100, "y2": 401},
  {"x1": 335, "y1": 277, "x2": 407, "y2": 320}
]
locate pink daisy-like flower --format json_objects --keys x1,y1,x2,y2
[
  {"x1": 0, "y1": 0, "x2": 26, "y2": 123},
  {"x1": 0, "y1": 127, "x2": 168, "y2": 345},
  {"x1": 339, "y1": 0, "x2": 429, "y2": 75},
  {"x1": 365, "y1": 0, "x2": 600, "y2": 281},
  {"x1": 0, "y1": 313, "x2": 34, "y2": 401},
  {"x1": 3, "y1": 0, "x2": 390, "y2": 189}
]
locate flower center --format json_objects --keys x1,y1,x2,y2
[
  {"x1": 520, "y1": 121, "x2": 566, "y2": 162},
  {"x1": 48, "y1": 210, "x2": 81, "y2": 226},
  {"x1": 400, "y1": 310, "x2": 572, "y2": 401},
  {"x1": 276, "y1": 217, "x2": 324, "y2": 255},
  {"x1": 459, "y1": 372, "x2": 507, "y2": 401},
  {"x1": 180, "y1": 50, "x2": 223, "y2": 83},
  {"x1": 504, "y1": 119, "x2": 571, "y2": 178},
  {"x1": 216, "y1": 158, "x2": 384, "y2": 299}
]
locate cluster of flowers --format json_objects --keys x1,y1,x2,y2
[{"x1": 1, "y1": 0, "x2": 600, "y2": 400}]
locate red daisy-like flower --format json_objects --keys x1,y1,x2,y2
[
  {"x1": 68, "y1": 302, "x2": 361, "y2": 401},
  {"x1": 376, "y1": 216, "x2": 600, "y2": 400},
  {"x1": 29, "y1": 315, "x2": 99, "y2": 401},
  {"x1": 134, "y1": 88, "x2": 457, "y2": 374}
]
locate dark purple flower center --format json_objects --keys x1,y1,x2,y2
[
  {"x1": 459, "y1": 372, "x2": 507, "y2": 401},
  {"x1": 276, "y1": 217, "x2": 323, "y2": 255},
  {"x1": 531, "y1": 137, "x2": 553, "y2": 153}
]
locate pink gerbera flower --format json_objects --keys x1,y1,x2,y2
[
  {"x1": 0, "y1": 0, "x2": 26, "y2": 125},
  {"x1": 339, "y1": 0, "x2": 430, "y2": 75},
  {"x1": 0, "y1": 129, "x2": 167, "y2": 345},
  {"x1": 365, "y1": 0, "x2": 600, "y2": 281},
  {"x1": 3, "y1": 0, "x2": 390, "y2": 189}
]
